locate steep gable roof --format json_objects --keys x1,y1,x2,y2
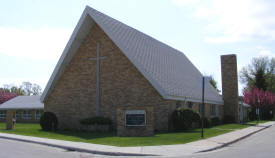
[{"x1": 41, "y1": 6, "x2": 223, "y2": 104}]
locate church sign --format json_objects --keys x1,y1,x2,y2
[{"x1": 125, "y1": 110, "x2": 146, "y2": 126}]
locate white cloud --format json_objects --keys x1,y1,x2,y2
[
  {"x1": 172, "y1": 0, "x2": 200, "y2": 6},
  {"x1": 204, "y1": 35, "x2": 244, "y2": 44},
  {"x1": 0, "y1": 27, "x2": 72, "y2": 60},
  {"x1": 173, "y1": 0, "x2": 275, "y2": 44},
  {"x1": 256, "y1": 46, "x2": 275, "y2": 57}
]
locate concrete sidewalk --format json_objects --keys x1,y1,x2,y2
[{"x1": 0, "y1": 121, "x2": 274, "y2": 157}]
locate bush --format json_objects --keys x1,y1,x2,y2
[
  {"x1": 211, "y1": 117, "x2": 220, "y2": 126},
  {"x1": 40, "y1": 112, "x2": 58, "y2": 131},
  {"x1": 223, "y1": 115, "x2": 235, "y2": 124},
  {"x1": 200, "y1": 117, "x2": 212, "y2": 128},
  {"x1": 171, "y1": 108, "x2": 201, "y2": 131},
  {"x1": 80, "y1": 116, "x2": 112, "y2": 125}
]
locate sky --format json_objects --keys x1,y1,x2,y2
[{"x1": 0, "y1": 0, "x2": 275, "y2": 95}]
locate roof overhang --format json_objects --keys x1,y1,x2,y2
[{"x1": 166, "y1": 95, "x2": 224, "y2": 105}]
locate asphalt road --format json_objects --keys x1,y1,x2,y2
[
  {"x1": 0, "y1": 125, "x2": 274, "y2": 158},
  {"x1": 0, "y1": 138, "x2": 104, "y2": 158},
  {"x1": 177, "y1": 124, "x2": 275, "y2": 158}
]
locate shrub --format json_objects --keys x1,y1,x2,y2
[
  {"x1": 211, "y1": 117, "x2": 220, "y2": 126},
  {"x1": 171, "y1": 108, "x2": 201, "y2": 131},
  {"x1": 40, "y1": 112, "x2": 58, "y2": 131},
  {"x1": 223, "y1": 115, "x2": 235, "y2": 124},
  {"x1": 200, "y1": 117, "x2": 212, "y2": 128},
  {"x1": 80, "y1": 116, "x2": 112, "y2": 125}
]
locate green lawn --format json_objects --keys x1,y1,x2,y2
[{"x1": 0, "y1": 121, "x2": 268, "y2": 147}]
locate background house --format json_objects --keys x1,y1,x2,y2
[{"x1": 0, "y1": 96, "x2": 44, "y2": 123}]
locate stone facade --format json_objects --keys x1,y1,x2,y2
[
  {"x1": 117, "y1": 106, "x2": 154, "y2": 136},
  {"x1": 221, "y1": 54, "x2": 240, "y2": 122},
  {"x1": 44, "y1": 24, "x2": 178, "y2": 132},
  {"x1": 44, "y1": 23, "x2": 224, "y2": 135}
]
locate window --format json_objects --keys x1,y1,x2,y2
[
  {"x1": 35, "y1": 110, "x2": 41, "y2": 120},
  {"x1": 125, "y1": 110, "x2": 146, "y2": 126},
  {"x1": 210, "y1": 104, "x2": 216, "y2": 116},
  {"x1": 176, "y1": 101, "x2": 181, "y2": 108},
  {"x1": 0, "y1": 111, "x2": 6, "y2": 119},
  {"x1": 22, "y1": 111, "x2": 32, "y2": 120},
  {"x1": 16, "y1": 111, "x2": 21, "y2": 119},
  {"x1": 187, "y1": 102, "x2": 193, "y2": 109},
  {"x1": 199, "y1": 104, "x2": 204, "y2": 116}
]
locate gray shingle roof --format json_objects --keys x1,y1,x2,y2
[
  {"x1": 0, "y1": 96, "x2": 44, "y2": 110},
  {"x1": 41, "y1": 6, "x2": 223, "y2": 104}
]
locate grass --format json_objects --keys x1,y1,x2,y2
[{"x1": 0, "y1": 120, "x2": 269, "y2": 147}]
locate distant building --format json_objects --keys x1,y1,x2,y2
[
  {"x1": 0, "y1": 96, "x2": 44, "y2": 123},
  {"x1": 239, "y1": 101, "x2": 251, "y2": 122}
]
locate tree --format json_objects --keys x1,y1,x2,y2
[
  {"x1": 209, "y1": 76, "x2": 221, "y2": 93},
  {"x1": 10, "y1": 86, "x2": 25, "y2": 95},
  {"x1": 0, "y1": 82, "x2": 42, "y2": 96},
  {"x1": 31, "y1": 84, "x2": 42, "y2": 95},
  {"x1": 255, "y1": 68, "x2": 267, "y2": 90},
  {"x1": 240, "y1": 57, "x2": 275, "y2": 92},
  {"x1": 0, "y1": 90, "x2": 17, "y2": 104},
  {"x1": 21, "y1": 82, "x2": 33, "y2": 96},
  {"x1": 243, "y1": 87, "x2": 275, "y2": 120}
]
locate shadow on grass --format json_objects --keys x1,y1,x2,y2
[
  {"x1": 42, "y1": 129, "x2": 117, "y2": 140},
  {"x1": 39, "y1": 128, "x2": 203, "y2": 140}
]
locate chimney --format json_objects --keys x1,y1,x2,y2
[{"x1": 221, "y1": 54, "x2": 240, "y2": 123}]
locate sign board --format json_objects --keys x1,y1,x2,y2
[{"x1": 125, "y1": 110, "x2": 146, "y2": 126}]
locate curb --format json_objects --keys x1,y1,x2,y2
[
  {"x1": 0, "y1": 123, "x2": 273, "y2": 156},
  {"x1": 198, "y1": 124, "x2": 273, "y2": 153},
  {"x1": 0, "y1": 135, "x2": 156, "y2": 156}
]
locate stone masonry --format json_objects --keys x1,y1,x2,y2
[
  {"x1": 44, "y1": 22, "x2": 224, "y2": 135},
  {"x1": 221, "y1": 54, "x2": 240, "y2": 122},
  {"x1": 117, "y1": 106, "x2": 154, "y2": 136},
  {"x1": 44, "y1": 24, "x2": 178, "y2": 133}
]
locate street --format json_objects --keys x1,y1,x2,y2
[
  {"x1": 0, "y1": 125, "x2": 274, "y2": 158},
  {"x1": 0, "y1": 138, "x2": 103, "y2": 158},
  {"x1": 177, "y1": 124, "x2": 275, "y2": 158}
]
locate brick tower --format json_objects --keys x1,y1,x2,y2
[{"x1": 221, "y1": 54, "x2": 240, "y2": 123}]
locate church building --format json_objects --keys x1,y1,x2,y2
[{"x1": 41, "y1": 6, "x2": 239, "y2": 136}]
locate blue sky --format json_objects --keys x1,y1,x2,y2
[{"x1": 0, "y1": 0, "x2": 275, "y2": 95}]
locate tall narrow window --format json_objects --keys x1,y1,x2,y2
[
  {"x1": 35, "y1": 110, "x2": 41, "y2": 120},
  {"x1": 187, "y1": 102, "x2": 193, "y2": 109},
  {"x1": 16, "y1": 111, "x2": 21, "y2": 119},
  {"x1": 22, "y1": 111, "x2": 32, "y2": 120},
  {"x1": 0, "y1": 111, "x2": 6, "y2": 119},
  {"x1": 210, "y1": 104, "x2": 216, "y2": 116},
  {"x1": 199, "y1": 104, "x2": 203, "y2": 116}
]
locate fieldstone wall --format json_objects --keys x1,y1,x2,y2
[
  {"x1": 44, "y1": 24, "x2": 178, "y2": 132},
  {"x1": 221, "y1": 54, "x2": 240, "y2": 122}
]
